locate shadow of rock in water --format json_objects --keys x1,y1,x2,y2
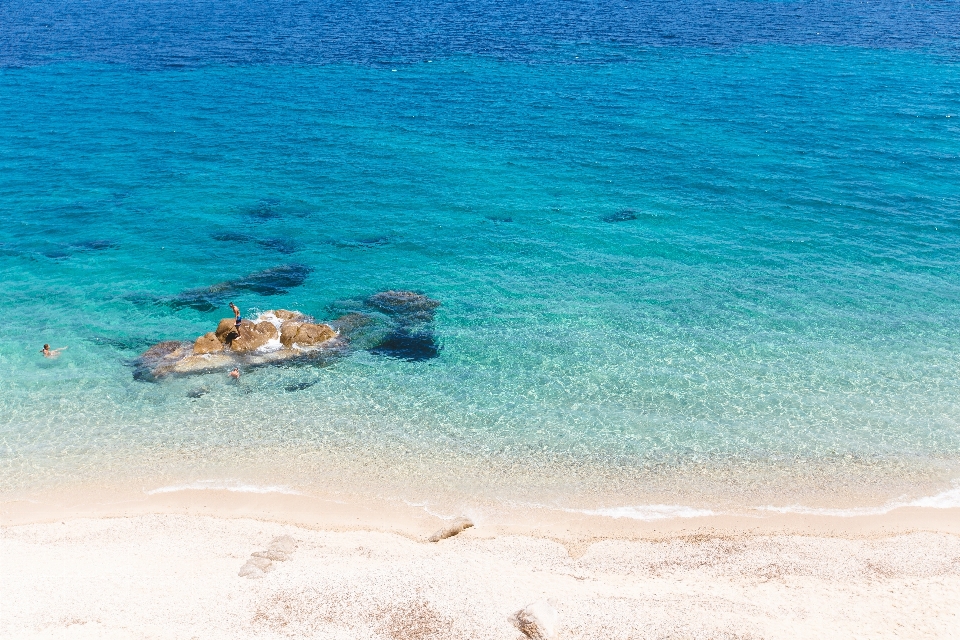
[{"x1": 368, "y1": 329, "x2": 441, "y2": 362}]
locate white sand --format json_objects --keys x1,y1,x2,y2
[{"x1": 3, "y1": 512, "x2": 960, "y2": 639}]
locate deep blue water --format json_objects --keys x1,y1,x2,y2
[{"x1": 1, "y1": 1, "x2": 959, "y2": 504}]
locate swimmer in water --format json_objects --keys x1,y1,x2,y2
[
  {"x1": 229, "y1": 367, "x2": 240, "y2": 380},
  {"x1": 229, "y1": 302, "x2": 242, "y2": 341},
  {"x1": 41, "y1": 344, "x2": 67, "y2": 358}
]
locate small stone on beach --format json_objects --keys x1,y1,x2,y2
[
  {"x1": 509, "y1": 600, "x2": 560, "y2": 640},
  {"x1": 427, "y1": 517, "x2": 473, "y2": 543}
]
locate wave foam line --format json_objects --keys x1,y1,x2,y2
[
  {"x1": 145, "y1": 481, "x2": 303, "y2": 496},
  {"x1": 566, "y1": 504, "x2": 716, "y2": 521},
  {"x1": 756, "y1": 483, "x2": 960, "y2": 517}
]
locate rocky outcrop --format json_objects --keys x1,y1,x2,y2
[
  {"x1": 229, "y1": 320, "x2": 278, "y2": 353},
  {"x1": 193, "y1": 332, "x2": 222, "y2": 355},
  {"x1": 135, "y1": 290, "x2": 441, "y2": 380},
  {"x1": 271, "y1": 309, "x2": 310, "y2": 323},
  {"x1": 427, "y1": 517, "x2": 474, "y2": 543},
  {"x1": 215, "y1": 318, "x2": 238, "y2": 342},
  {"x1": 509, "y1": 600, "x2": 560, "y2": 640},
  {"x1": 136, "y1": 309, "x2": 342, "y2": 380},
  {"x1": 279, "y1": 322, "x2": 336, "y2": 348}
]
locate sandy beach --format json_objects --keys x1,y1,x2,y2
[{"x1": 3, "y1": 490, "x2": 959, "y2": 639}]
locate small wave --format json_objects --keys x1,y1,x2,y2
[
  {"x1": 401, "y1": 499, "x2": 460, "y2": 520},
  {"x1": 145, "y1": 481, "x2": 303, "y2": 496},
  {"x1": 755, "y1": 483, "x2": 960, "y2": 517},
  {"x1": 567, "y1": 504, "x2": 716, "y2": 521}
]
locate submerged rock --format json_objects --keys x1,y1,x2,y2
[
  {"x1": 601, "y1": 208, "x2": 638, "y2": 223},
  {"x1": 166, "y1": 264, "x2": 313, "y2": 311},
  {"x1": 132, "y1": 340, "x2": 192, "y2": 381},
  {"x1": 366, "y1": 290, "x2": 440, "y2": 323},
  {"x1": 211, "y1": 232, "x2": 300, "y2": 255},
  {"x1": 368, "y1": 329, "x2": 440, "y2": 362}
]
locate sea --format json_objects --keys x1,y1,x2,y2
[{"x1": 2, "y1": 0, "x2": 959, "y2": 517}]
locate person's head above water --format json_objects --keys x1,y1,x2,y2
[
  {"x1": 229, "y1": 367, "x2": 240, "y2": 379},
  {"x1": 42, "y1": 344, "x2": 66, "y2": 358}
]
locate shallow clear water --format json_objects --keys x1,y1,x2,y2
[{"x1": 2, "y1": 2, "x2": 960, "y2": 508}]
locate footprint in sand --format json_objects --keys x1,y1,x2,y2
[{"x1": 239, "y1": 535, "x2": 297, "y2": 578}]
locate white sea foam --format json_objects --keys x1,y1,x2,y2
[
  {"x1": 565, "y1": 504, "x2": 716, "y2": 521},
  {"x1": 254, "y1": 311, "x2": 284, "y2": 330},
  {"x1": 755, "y1": 482, "x2": 960, "y2": 517},
  {"x1": 256, "y1": 336, "x2": 284, "y2": 353},
  {"x1": 145, "y1": 481, "x2": 303, "y2": 496}
]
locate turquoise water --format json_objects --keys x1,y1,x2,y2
[{"x1": 2, "y1": 40, "x2": 960, "y2": 505}]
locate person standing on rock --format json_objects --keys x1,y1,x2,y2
[{"x1": 229, "y1": 302, "x2": 242, "y2": 341}]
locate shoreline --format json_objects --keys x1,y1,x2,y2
[{"x1": 4, "y1": 483, "x2": 960, "y2": 542}]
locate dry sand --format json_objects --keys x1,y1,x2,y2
[{"x1": 2, "y1": 489, "x2": 960, "y2": 639}]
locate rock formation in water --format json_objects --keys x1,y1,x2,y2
[
  {"x1": 364, "y1": 290, "x2": 442, "y2": 361},
  {"x1": 134, "y1": 309, "x2": 341, "y2": 380},
  {"x1": 134, "y1": 290, "x2": 442, "y2": 380}
]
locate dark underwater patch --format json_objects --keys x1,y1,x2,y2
[
  {"x1": 211, "y1": 232, "x2": 300, "y2": 254},
  {"x1": 601, "y1": 209, "x2": 638, "y2": 223},
  {"x1": 43, "y1": 239, "x2": 118, "y2": 259},
  {"x1": 245, "y1": 199, "x2": 282, "y2": 221},
  {"x1": 284, "y1": 381, "x2": 316, "y2": 392},
  {"x1": 89, "y1": 335, "x2": 157, "y2": 352},
  {"x1": 211, "y1": 231, "x2": 254, "y2": 243},
  {"x1": 326, "y1": 236, "x2": 391, "y2": 249},
  {"x1": 368, "y1": 330, "x2": 440, "y2": 362},
  {"x1": 132, "y1": 340, "x2": 191, "y2": 381},
  {"x1": 365, "y1": 290, "x2": 440, "y2": 324},
  {"x1": 166, "y1": 263, "x2": 313, "y2": 311},
  {"x1": 485, "y1": 215, "x2": 513, "y2": 223},
  {"x1": 256, "y1": 237, "x2": 300, "y2": 254},
  {"x1": 74, "y1": 239, "x2": 118, "y2": 251},
  {"x1": 187, "y1": 387, "x2": 209, "y2": 398}
]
